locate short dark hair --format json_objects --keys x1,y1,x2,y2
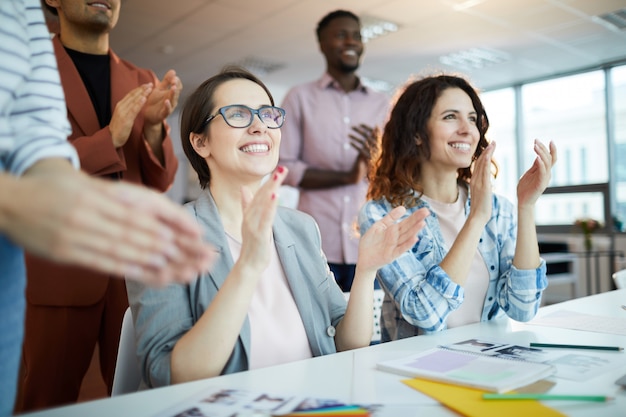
[
  {"x1": 41, "y1": 0, "x2": 58, "y2": 16},
  {"x1": 316, "y1": 10, "x2": 360, "y2": 41},
  {"x1": 180, "y1": 66, "x2": 276, "y2": 189}
]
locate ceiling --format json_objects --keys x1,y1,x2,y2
[{"x1": 85, "y1": 0, "x2": 626, "y2": 101}]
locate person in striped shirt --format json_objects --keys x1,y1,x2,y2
[{"x1": 0, "y1": 2, "x2": 215, "y2": 414}]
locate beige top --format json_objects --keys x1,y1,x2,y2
[
  {"x1": 226, "y1": 233, "x2": 313, "y2": 369},
  {"x1": 421, "y1": 186, "x2": 489, "y2": 328}
]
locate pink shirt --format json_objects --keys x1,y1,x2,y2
[
  {"x1": 225, "y1": 234, "x2": 313, "y2": 369},
  {"x1": 421, "y1": 186, "x2": 489, "y2": 328},
  {"x1": 279, "y1": 73, "x2": 390, "y2": 264}
]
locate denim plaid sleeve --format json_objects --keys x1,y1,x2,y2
[{"x1": 358, "y1": 194, "x2": 547, "y2": 340}]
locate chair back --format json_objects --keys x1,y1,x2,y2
[
  {"x1": 371, "y1": 289, "x2": 384, "y2": 344},
  {"x1": 111, "y1": 307, "x2": 141, "y2": 396},
  {"x1": 343, "y1": 289, "x2": 384, "y2": 344},
  {"x1": 612, "y1": 269, "x2": 626, "y2": 289}
]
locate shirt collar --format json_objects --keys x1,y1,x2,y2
[{"x1": 317, "y1": 72, "x2": 369, "y2": 93}]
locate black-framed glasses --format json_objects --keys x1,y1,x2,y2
[{"x1": 202, "y1": 105, "x2": 286, "y2": 130}]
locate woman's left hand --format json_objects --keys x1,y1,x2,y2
[
  {"x1": 357, "y1": 206, "x2": 429, "y2": 273},
  {"x1": 517, "y1": 140, "x2": 557, "y2": 207},
  {"x1": 238, "y1": 167, "x2": 287, "y2": 271}
]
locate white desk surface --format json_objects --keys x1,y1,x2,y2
[{"x1": 23, "y1": 289, "x2": 626, "y2": 417}]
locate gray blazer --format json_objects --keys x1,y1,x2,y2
[{"x1": 127, "y1": 190, "x2": 347, "y2": 388}]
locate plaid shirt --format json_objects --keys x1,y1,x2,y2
[{"x1": 359, "y1": 190, "x2": 547, "y2": 341}]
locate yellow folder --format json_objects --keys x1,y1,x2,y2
[{"x1": 403, "y1": 378, "x2": 566, "y2": 417}]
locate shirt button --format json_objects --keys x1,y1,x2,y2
[
  {"x1": 344, "y1": 195, "x2": 351, "y2": 203},
  {"x1": 326, "y1": 325, "x2": 336, "y2": 337},
  {"x1": 343, "y1": 143, "x2": 350, "y2": 150},
  {"x1": 343, "y1": 116, "x2": 350, "y2": 124}
]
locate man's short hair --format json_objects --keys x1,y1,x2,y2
[{"x1": 316, "y1": 10, "x2": 360, "y2": 41}]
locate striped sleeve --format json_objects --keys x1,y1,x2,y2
[{"x1": 0, "y1": 0, "x2": 78, "y2": 175}]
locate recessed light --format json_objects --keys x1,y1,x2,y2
[
  {"x1": 229, "y1": 56, "x2": 285, "y2": 76},
  {"x1": 439, "y1": 47, "x2": 510, "y2": 70},
  {"x1": 360, "y1": 15, "x2": 399, "y2": 43},
  {"x1": 593, "y1": 8, "x2": 626, "y2": 31}
]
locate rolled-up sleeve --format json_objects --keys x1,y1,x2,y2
[{"x1": 359, "y1": 200, "x2": 464, "y2": 335}]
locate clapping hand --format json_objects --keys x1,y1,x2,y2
[
  {"x1": 357, "y1": 206, "x2": 430, "y2": 273},
  {"x1": 517, "y1": 140, "x2": 557, "y2": 207}
]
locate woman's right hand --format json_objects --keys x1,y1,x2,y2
[
  {"x1": 468, "y1": 141, "x2": 496, "y2": 225},
  {"x1": 238, "y1": 166, "x2": 288, "y2": 270}
]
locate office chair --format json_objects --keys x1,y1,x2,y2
[
  {"x1": 371, "y1": 289, "x2": 384, "y2": 344},
  {"x1": 612, "y1": 269, "x2": 626, "y2": 289},
  {"x1": 111, "y1": 307, "x2": 142, "y2": 396},
  {"x1": 343, "y1": 288, "x2": 384, "y2": 344}
]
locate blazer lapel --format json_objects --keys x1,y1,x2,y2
[
  {"x1": 193, "y1": 191, "x2": 240, "y2": 292},
  {"x1": 192, "y1": 191, "x2": 252, "y2": 359},
  {"x1": 52, "y1": 36, "x2": 100, "y2": 136},
  {"x1": 109, "y1": 51, "x2": 139, "y2": 114},
  {"x1": 273, "y1": 212, "x2": 322, "y2": 356}
]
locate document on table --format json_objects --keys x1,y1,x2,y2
[
  {"x1": 443, "y1": 338, "x2": 626, "y2": 382},
  {"x1": 527, "y1": 310, "x2": 626, "y2": 336},
  {"x1": 375, "y1": 344, "x2": 556, "y2": 393},
  {"x1": 154, "y1": 386, "x2": 378, "y2": 417},
  {"x1": 351, "y1": 349, "x2": 438, "y2": 405}
]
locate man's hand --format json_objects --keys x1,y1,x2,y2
[
  {"x1": 109, "y1": 83, "x2": 152, "y2": 148},
  {"x1": 0, "y1": 159, "x2": 216, "y2": 287},
  {"x1": 143, "y1": 69, "x2": 182, "y2": 128},
  {"x1": 346, "y1": 124, "x2": 380, "y2": 184}
]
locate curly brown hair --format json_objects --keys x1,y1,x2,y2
[{"x1": 368, "y1": 74, "x2": 496, "y2": 208}]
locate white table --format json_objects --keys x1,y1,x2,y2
[{"x1": 23, "y1": 290, "x2": 626, "y2": 417}]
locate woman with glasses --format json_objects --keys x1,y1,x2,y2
[
  {"x1": 126, "y1": 67, "x2": 429, "y2": 387},
  {"x1": 359, "y1": 74, "x2": 557, "y2": 341}
]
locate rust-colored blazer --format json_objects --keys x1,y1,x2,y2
[{"x1": 25, "y1": 37, "x2": 179, "y2": 307}]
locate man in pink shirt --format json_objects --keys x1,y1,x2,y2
[{"x1": 279, "y1": 10, "x2": 390, "y2": 291}]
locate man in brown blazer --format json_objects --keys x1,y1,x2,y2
[{"x1": 16, "y1": 0, "x2": 181, "y2": 411}]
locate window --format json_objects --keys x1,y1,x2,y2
[
  {"x1": 481, "y1": 88, "x2": 517, "y2": 202},
  {"x1": 521, "y1": 71, "x2": 607, "y2": 186},
  {"x1": 521, "y1": 71, "x2": 608, "y2": 228},
  {"x1": 612, "y1": 65, "x2": 626, "y2": 227}
]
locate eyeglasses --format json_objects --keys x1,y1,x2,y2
[{"x1": 202, "y1": 105, "x2": 286, "y2": 130}]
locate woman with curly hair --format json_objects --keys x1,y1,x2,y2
[{"x1": 359, "y1": 74, "x2": 557, "y2": 341}]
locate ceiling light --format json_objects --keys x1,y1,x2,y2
[
  {"x1": 158, "y1": 45, "x2": 174, "y2": 55},
  {"x1": 360, "y1": 15, "x2": 399, "y2": 43},
  {"x1": 361, "y1": 77, "x2": 395, "y2": 93},
  {"x1": 439, "y1": 47, "x2": 511, "y2": 70},
  {"x1": 442, "y1": 0, "x2": 486, "y2": 11},
  {"x1": 593, "y1": 8, "x2": 626, "y2": 31},
  {"x1": 229, "y1": 57, "x2": 285, "y2": 77}
]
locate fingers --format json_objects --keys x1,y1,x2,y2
[
  {"x1": 378, "y1": 205, "x2": 407, "y2": 228},
  {"x1": 156, "y1": 69, "x2": 182, "y2": 113},
  {"x1": 110, "y1": 84, "x2": 152, "y2": 147},
  {"x1": 475, "y1": 141, "x2": 496, "y2": 178},
  {"x1": 395, "y1": 207, "x2": 429, "y2": 249},
  {"x1": 237, "y1": 167, "x2": 288, "y2": 268},
  {"x1": 242, "y1": 166, "x2": 288, "y2": 232},
  {"x1": 359, "y1": 206, "x2": 429, "y2": 271},
  {"x1": 349, "y1": 124, "x2": 378, "y2": 155},
  {"x1": 351, "y1": 123, "x2": 374, "y2": 138},
  {"x1": 549, "y1": 140, "x2": 558, "y2": 164},
  {"x1": 534, "y1": 139, "x2": 557, "y2": 168},
  {"x1": 86, "y1": 180, "x2": 216, "y2": 285}
]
